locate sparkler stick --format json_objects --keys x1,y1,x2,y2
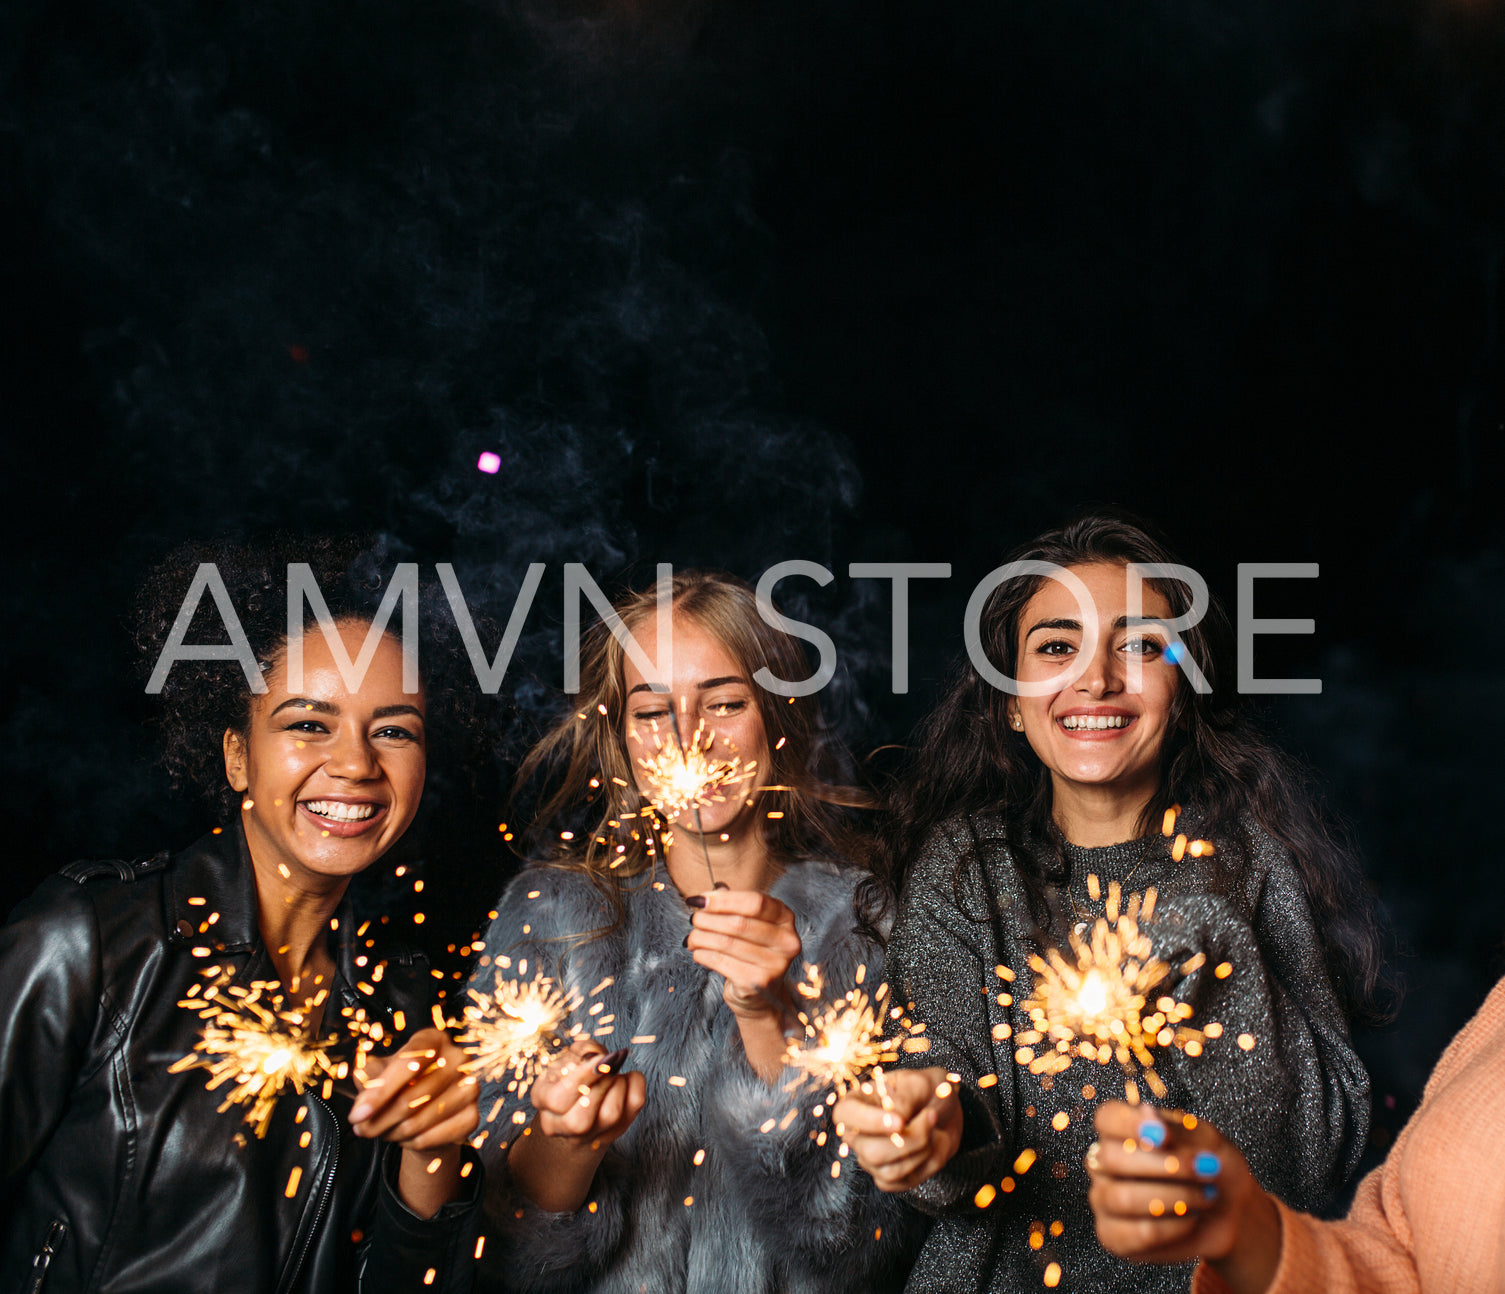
[
  {"x1": 872, "y1": 1065, "x2": 904, "y2": 1147},
  {"x1": 1014, "y1": 879, "x2": 1208, "y2": 1103},
  {"x1": 169, "y1": 973, "x2": 348, "y2": 1139}
]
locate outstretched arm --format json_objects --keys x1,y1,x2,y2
[{"x1": 1087, "y1": 1100, "x2": 1425, "y2": 1294}]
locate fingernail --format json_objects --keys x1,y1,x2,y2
[
  {"x1": 713, "y1": 882, "x2": 729, "y2": 891},
  {"x1": 1203, "y1": 1184, "x2": 1219, "y2": 1201},
  {"x1": 681, "y1": 933, "x2": 692, "y2": 948},
  {"x1": 597, "y1": 1048, "x2": 630, "y2": 1074},
  {"x1": 685, "y1": 894, "x2": 708, "y2": 908},
  {"x1": 349, "y1": 1101, "x2": 372, "y2": 1123},
  {"x1": 1137, "y1": 1118, "x2": 1166, "y2": 1149},
  {"x1": 1193, "y1": 1151, "x2": 1221, "y2": 1179}
]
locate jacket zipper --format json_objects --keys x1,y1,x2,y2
[
  {"x1": 27, "y1": 1220, "x2": 67, "y2": 1294},
  {"x1": 277, "y1": 1095, "x2": 339, "y2": 1294}
]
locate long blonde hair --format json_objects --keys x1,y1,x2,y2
[{"x1": 513, "y1": 569, "x2": 879, "y2": 938}]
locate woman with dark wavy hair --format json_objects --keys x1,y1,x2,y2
[
  {"x1": 835, "y1": 513, "x2": 1386, "y2": 1294},
  {"x1": 470, "y1": 569, "x2": 914, "y2": 1294}
]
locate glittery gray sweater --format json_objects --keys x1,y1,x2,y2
[{"x1": 887, "y1": 811, "x2": 1370, "y2": 1294}]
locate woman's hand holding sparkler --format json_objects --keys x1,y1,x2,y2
[
  {"x1": 507, "y1": 1040, "x2": 646, "y2": 1213},
  {"x1": 1086, "y1": 1101, "x2": 1280, "y2": 1294},
  {"x1": 685, "y1": 889, "x2": 802, "y2": 1082},
  {"x1": 348, "y1": 1026, "x2": 480, "y2": 1219},
  {"x1": 833, "y1": 1067, "x2": 964, "y2": 1192}
]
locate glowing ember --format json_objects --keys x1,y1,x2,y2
[
  {"x1": 1015, "y1": 878, "x2": 1207, "y2": 1102},
  {"x1": 476, "y1": 451, "x2": 502, "y2": 474},
  {"x1": 457, "y1": 973, "x2": 583, "y2": 1099},
  {"x1": 169, "y1": 973, "x2": 342, "y2": 1139}
]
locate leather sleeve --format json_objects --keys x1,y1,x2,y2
[
  {"x1": 0, "y1": 877, "x2": 106, "y2": 1195},
  {"x1": 360, "y1": 1143, "x2": 484, "y2": 1294}
]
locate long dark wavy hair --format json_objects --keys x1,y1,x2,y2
[
  {"x1": 879, "y1": 512, "x2": 1391, "y2": 1026},
  {"x1": 511, "y1": 569, "x2": 887, "y2": 943}
]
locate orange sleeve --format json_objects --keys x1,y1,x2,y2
[
  {"x1": 1193, "y1": 979, "x2": 1505, "y2": 1294},
  {"x1": 1191, "y1": 1179, "x2": 1419, "y2": 1294}
]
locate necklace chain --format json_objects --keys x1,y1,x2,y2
[{"x1": 1063, "y1": 831, "x2": 1160, "y2": 933}]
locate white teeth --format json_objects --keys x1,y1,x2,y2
[
  {"x1": 1060, "y1": 715, "x2": 1130, "y2": 730},
  {"x1": 303, "y1": 801, "x2": 378, "y2": 822}
]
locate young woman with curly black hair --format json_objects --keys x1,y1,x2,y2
[
  {"x1": 0, "y1": 537, "x2": 499, "y2": 1294},
  {"x1": 835, "y1": 513, "x2": 1388, "y2": 1294}
]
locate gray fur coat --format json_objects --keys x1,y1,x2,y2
[{"x1": 471, "y1": 859, "x2": 921, "y2": 1294}]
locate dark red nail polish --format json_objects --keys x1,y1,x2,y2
[{"x1": 597, "y1": 1048, "x2": 630, "y2": 1075}]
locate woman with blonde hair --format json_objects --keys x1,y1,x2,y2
[{"x1": 472, "y1": 569, "x2": 911, "y2": 1293}]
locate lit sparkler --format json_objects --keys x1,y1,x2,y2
[
  {"x1": 169, "y1": 973, "x2": 346, "y2": 1138},
  {"x1": 773, "y1": 966, "x2": 932, "y2": 1168},
  {"x1": 636, "y1": 717, "x2": 754, "y2": 821},
  {"x1": 1014, "y1": 879, "x2": 1207, "y2": 1103},
  {"x1": 457, "y1": 971, "x2": 583, "y2": 1099},
  {"x1": 785, "y1": 979, "x2": 902, "y2": 1100},
  {"x1": 634, "y1": 709, "x2": 758, "y2": 888},
  {"x1": 789, "y1": 971, "x2": 924, "y2": 1106}
]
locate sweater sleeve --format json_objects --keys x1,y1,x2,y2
[
  {"x1": 1190, "y1": 1181, "x2": 1418, "y2": 1294},
  {"x1": 1145, "y1": 846, "x2": 1369, "y2": 1213},
  {"x1": 469, "y1": 868, "x2": 633, "y2": 1293},
  {"x1": 0, "y1": 877, "x2": 105, "y2": 1199},
  {"x1": 882, "y1": 825, "x2": 1020, "y2": 1214},
  {"x1": 698, "y1": 867, "x2": 926, "y2": 1288},
  {"x1": 1193, "y1": 976, "x2": 1505, "y2": 1294}
]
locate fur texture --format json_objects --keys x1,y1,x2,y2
[{"x1": 471, "y1": 860, "x2": 923, "y2": 1293}]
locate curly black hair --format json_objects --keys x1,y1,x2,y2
[{"x1": 131, "y1": 533, "x2": 506, "y2": 820}]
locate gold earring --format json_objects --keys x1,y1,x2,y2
[{"x1": 1011, "y1": 714, "x2": 1023, "y2": 731}]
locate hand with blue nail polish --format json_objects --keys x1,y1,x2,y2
[{"x1": 1085, "y1": 1101, "x2": 1281, "y2": 1294}]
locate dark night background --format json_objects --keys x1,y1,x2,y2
[{"x1": 3, "y1": 0, "x2": 1503, "y2": 1178}]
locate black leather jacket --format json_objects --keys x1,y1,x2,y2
[{"x1": 0, "y1": 827, "x2": 482, "y2": 1294}]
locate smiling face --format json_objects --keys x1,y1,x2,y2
[
  {"x1": 1007, "y1": 562, "x2": 1181, "y2": 804},
  {"x1": 223, "y1": 619, "x2": 427, "y2": 891},
  {"x1": 620, "y1": 613, "x2": 769, "y2": 841}
]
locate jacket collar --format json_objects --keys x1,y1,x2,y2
[
  {"x1": 164, "y1": 823, "x2": 264, "y2": 954},
  {"x1": 163, "y1": 823, "x2": 359, "y2": 969}
]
